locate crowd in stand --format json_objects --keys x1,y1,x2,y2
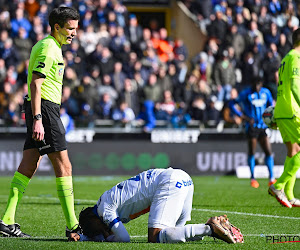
[{"x1": 0, "y1": 0, "x2": 298, "y2": 132}]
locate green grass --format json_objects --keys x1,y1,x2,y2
[{"x1": 0, "y1": 175, "x2": 299, "y2": 249}]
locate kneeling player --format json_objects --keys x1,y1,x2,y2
[{"x1": 69, "y1": 168, "x2": 243, "y2": 244}]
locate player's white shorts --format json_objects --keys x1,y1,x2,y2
[{"x1": 148, "y1": 168, "x2": 194, "y2": 229}]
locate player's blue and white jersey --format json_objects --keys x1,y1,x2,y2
[
  {"x1": 229, "y1": 87, "x2": 273, "y2": 129},
  {"x1": 96, "y1": 168, "x2": 169, "y2": 226},
  {"x1": 97, "y1": 168, "x2": 193, "y2": 227}
]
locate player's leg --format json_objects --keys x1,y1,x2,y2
[
  {"x1": 269, "y1": 118, "x2": 300, "y2": 207},
  {"x1": 41, "y1": 100, "x2": 80, "y2": 234},
  {"x1": 274, "y1": 142, "x2": 300, "y2": 189},
  {"x1": 148, "y1": 169, "x2": 212, "y2": 243},
  {"x1": 247, "y1": 136, "x2": 259, "y2": 188},
  {"x1": 0, "y1": 148, "x2": 41, "y2": 237},
  {"x1": 258, "y1": 132, "x2": 275, "y2": 185},
  {"x1": 48, "y1": 150, "x2": 79, "y2": 233},
  {"x1": 268, "y1": 142, "x2": 300, "y2": 208}
]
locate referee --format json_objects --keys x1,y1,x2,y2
[{"x1": 0, "y1": 7, "x2": 81, "y2": 237}]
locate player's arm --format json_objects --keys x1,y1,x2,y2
[
  {"x1": 228, "y1": 94, "x2": 243, "y2": 117},
  {"x1": 106, "y1": 220, "x2": 130, "y2": 242},
  {"x1": 291, "y1": 78, "x2": 300, "y2": 107},
  {"x1": 31, "y1": 73, "x2": 45, "y2": 141}
]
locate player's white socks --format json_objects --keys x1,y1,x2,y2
[{"x1": 158, "y1": 224, "x2": 212, "y2": 243}]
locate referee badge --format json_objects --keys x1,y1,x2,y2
[{"x1": 58, "y1": 68, "x2": 63, "y2": 76}]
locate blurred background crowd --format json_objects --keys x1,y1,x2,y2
[{"x1": 0, "y1": 0, "x2": 298, "y2": 132}]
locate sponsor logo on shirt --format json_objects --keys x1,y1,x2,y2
[
  {"x1": 36, "y1": 62, "x2": 45, "y2": 69},
  {"x1": 175, "y1": 179, "x2": 193, "y2": 188},
  {"x1": 293, "y1": 68, "x2": 299, "y2": 76}
]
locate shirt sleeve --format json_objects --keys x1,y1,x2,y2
[
  {"x1": 108, "y1": 221, "x2": 130, "y2": 242},
  {"x1": 32, "y1": 45, "x2": 54, "y2": 78},
  {"x1": 290, "y1": 56, "x2": 300, "y2": 80}
]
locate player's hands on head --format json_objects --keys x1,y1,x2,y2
[
  {"x1": 32, "y1": 120, "x2": 45, "y2": 141},
  {"x1": 68, "y1": 232, "x2": 80, "y2": 242}
]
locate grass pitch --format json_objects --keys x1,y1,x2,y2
[{"x1": 0, "y1": 175, "x2": 299, "y2": 249}]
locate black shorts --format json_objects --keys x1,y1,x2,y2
[
  {"x1": 246, "y1": 126, "x2": 267, "y2": 139},
  {"x1": 23, "y1": 99, "x2": 67, "y2": 155}
]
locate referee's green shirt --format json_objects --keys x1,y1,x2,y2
[
  {"x1": 27, "y1": 35, "x2": 65, "y2": 105},
  {"x1": 275, "y1": 49, "x2": 300, "y2": 119}
]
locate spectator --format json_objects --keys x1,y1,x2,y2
[
  {"x1": 80, "y1": 24, "x2": 99, "y2": 54},
  {"x1": 61, "y1": 86, "x2": 80, "y2": 119},
  {"x1": 142, "y1": 73, "x2": 162, "y2": 104},
  {"x1": 95, "y1": 92, "x2": 115, "y2": 119},
  {"x1": 247, "y1": 20, "x2": 264, "y2": 47},
  {"x1": 262, "y1": 48, "x2": 281, "y2": 99},
  {"x1": 188, "y1": 95, "x2": 207, "y2": 123},
  {"x1": 63, "y1": 67, "x2": 80, "y2": 90},
  {"x1": 65, "y1": 39, "x2": 86, "y2": 69},
  {"x1": 112, "y1": 100, "x2": 135, "y2": 125},
  {"x1": 257, "y1": 5, "x2": 272, "y2": 35},
  {"x1": 125, "y1": 13, "x2": 143, "y2": 53},
  {"x1": 0, "y1": 58, "x2": 7, "y2": 84},
  {"x1": 10, "y1": 8, "x2": 32, "y2": 38},
  {"x1": 98, "y1": 74, "x2": 118, "y2": 104},
  {"x1": 240, "y1": 51, "x2": 261, "y2": 89},
  {"x1": 205, "y1": 95, "x2": 221, "y2": 127},
  {"x1": 119, "y1": 78, "x2": 140, "y2": 116},
  {"x1": 265, "y1": 22, "x2": 281, "y2": 47},
  {"x1": 98, "y1": 47, "x2": 115, "y2": 75},
  {"x1": 136, "y1": 100, "x2": 156, "y2": 132},
  {"x1": 109, "y1": 26, "x2": 129, "y2": 55},
  {"x1": 74, "y1": 75, "x2": 99, "y2": 114},
  {"x1": 174, "y1": 38, "x2": 188, "y2": 63},
  {"x1": 213, "y1": 50, "x2": 236, "y2": 102},
  {"x1": 60, "y1": 106, "x2": 75, "y2": 136},
  {"x1": 157, "y1": 65, "x2": 173, "y2": 93},
  {"x1": 208, "y1": 5, "x2": 228, "y2": 45},
  {"x1": 97, "y1": 23, "x2": 110, "y2": 47},
  {"x1": 277, "y1": 33, "x2": 292, "y2": 58},
  {"x1": 111, "y1": 61, "x2": 126, "y2": 94},
  {"x1": 0, "y1": 38, "x2": 19, "y2": 68},
  {"x1": 0, "y1": 8, "x2": 11, "y2": 31},
  {"x1": 36, "y1": 3, "x2": 49, "y2": 30},
  {"x1": 64, "y1": 50, "x2": 84, "y2": 77},
  {"x1": 13, "y1": 27, "x2": 33, "y2": 62},
  {"x1": 155, "y1": 90, "x2": 176, "y2": 122},
  {"x1": 268, "y1": 0, "x2": 281, "y2": 16},
  {"x1": 222, "y1": 87, "x2": 242, "y2": 128},
  {"x1": 25, "y1": 0, "x2": 40, "y2": 22},
  {"x1": 90, "y1": 66, "x2": 103, "y2": 87},
  {"x1": 81, "y1": 10, "x2": 94, "y2": 31}
]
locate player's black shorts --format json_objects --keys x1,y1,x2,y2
[
  {"x1": 23, "y1": 98, "x2": 67, "y2": 155},
  {"x1": 246, "y1": 126, "x2": 267, "y2": 139}
]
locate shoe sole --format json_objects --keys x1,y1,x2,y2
[
  {"x1": 292, "y1": 204, "x2": 300, "y2": 207},
  {"x1": 268, "y1": 189, "x2": 292, "y2": 208}
]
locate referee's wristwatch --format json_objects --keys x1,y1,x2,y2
[{"x1": 33, "y1": 114, "x2": 42, "y2": 120}]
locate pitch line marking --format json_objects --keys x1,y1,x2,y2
[
  {"x1": 1, "y1": 234, "x2": 299, "y2": 240},
  {"x1": 0, "y1": 195, "x2": 299, "y2": 220},
  {"x1": 193, "y1": 208, "x2": 300, "y2": 220}
]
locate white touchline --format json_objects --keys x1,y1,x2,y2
[
  {"x1": 0, "y1": 195, "x2": 299, "y2": 220},
  {"x1": 193, "y1": 208, "x2": 300, "y2": 220},
  {"x1": 1, "y1": 234, "x2": 298, "y2": 239}
]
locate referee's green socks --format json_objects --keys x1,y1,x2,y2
[
  {"x1": 56, "y1": 176, "x2": 79, "y2": 230},
  {"x1": 274, "y1": 153, "x2": 300, "y2": 199},
  {"x1": 2, "y1": 171, "x2": 30, "y2": 225}
]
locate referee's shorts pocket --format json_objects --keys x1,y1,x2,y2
[{"x1": 55, "y1": 117, "x2": 66, "y2": 135}]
